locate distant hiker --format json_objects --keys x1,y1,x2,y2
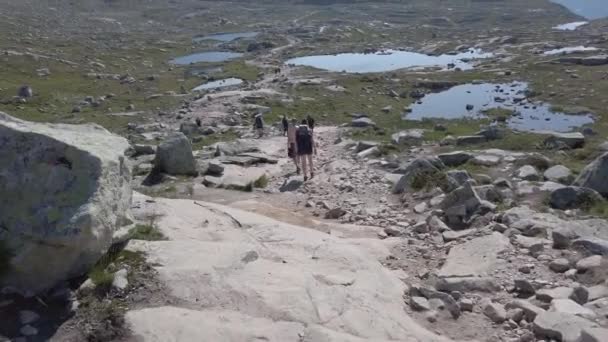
[
  {"x1": 195, "y1": 118, "x2": 202, "y2": 127},
  {"x1": 254, "y1": 114, "x2": 264, "y2": 138},
  {"x1": 287, "y1": 119, "x2": 300, "y2": 174},
  {"x1": 296, "y1": 119, "x2": 316, "y2": 181},
  {"x1": 282, "y1": 115, "x2": 288, "y2": 136},
  {"x1": 306, "y1": 114, "x2": 315, "y2": 132}
]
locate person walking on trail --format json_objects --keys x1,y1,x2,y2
[
  {"x1": 281, "y1": 115, "x2": 289, "y2": 136},
  {"x1": 306, "y1": 114, "x2": 315, "y2": 132},
  {"x1": 287, "y1": 118, "x2": 300, "y2": 174},
  {"x1": 254, "y1": 114, "x2": 264, "y2": 138},
  {"x1": 296, "y1": 119, "x2": 316, "y2": 181}
]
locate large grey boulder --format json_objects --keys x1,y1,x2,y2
[
  {"x1": 549, "y1": 186, "x2": 604, "y2": 210},
  {"x1": 440, "y1": 182, "x2": 484, "y2": 227},
  {"x1": 544, "y1": 165, "x2": 573, "y2": 184},
  {"x1": 0, "y1": 113, "x2": 132, "y2": 293},
  {"x1": 154, "y1": 133, "x2": 197, "y2": 176},
  {"x1": 574, "y1": 152, "x2": 608, "y2": 197},
  {"x1": 515, "y1": 165, "x2": 540, "y2": 181},
  {"x1": 581, "y1": 55, "x2": 608, "y2": 66}
]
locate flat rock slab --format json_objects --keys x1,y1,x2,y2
[
  {"x1": 126, "y1": 194, "x2": 450, "y2": 342},
  {"x1": 438, "y1": 233, "x2": 510, "y2": 278},
  {"x1": 533, "y1": 311, "x2": 598, "y2": 342}
]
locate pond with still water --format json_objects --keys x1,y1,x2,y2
[
  {"x1": 194, "y1": 31, "x2": 259, "y2": 43},
  {"x1": 285, "y1": 49, "x2": 492, "y2": 73},
  {"x1": 169, "y1": 52, "x2": 243, "y2": 65},
  {"x1": 404, "y1": 82, "x2": 594, "y2": 132},
  {"x1": 192, "y1": 78, "x2": 244, "y2": 91}
]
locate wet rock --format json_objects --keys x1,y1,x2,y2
[
  {"x1": 549, "y1": 258, "x2": 571, "y2": 273},
  {"x1": 483, "y1": 300, "x2": 507, "y2": 323},
  {"x1": 544, "y1": 165, "x2": 573, "y2": 184},
  {"x1": 544, "y1": 132, "x2": 585, "y2": 150},
  {"x1": 438, "y1": 151, "x2": 473, "y2": 167},
  {"x1": 574, "y1": 152, "x2": 608, "y2": 197},
  {"x1": 280, "y1": 177, "x2": 303, "y2": 192},
  {"x1": 515, "y1": 165, "x2": 540, "y2": 181},
  {"x1": 154, "y1": 133, "x2": 197, "y2": 176},
  {"x1": 549, "y1": 186, "x2": 604, "y2": 210}
]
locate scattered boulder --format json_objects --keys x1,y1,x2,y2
[
  {"x1": 351, "y1": 117, "x2": 376, "y2": 128},
  {"x1": 410, "y1": 296, "x2": 431, "y2": 311},
  {"x1": 471, "y1": 155, "x2": 501, "y2": 166},
  {"x1": 483, "y1": 300, "x2": 507, "y2": 323},
  {"x1": 391, "y1": 129, "x2": 425, "y2": 145},
  {"x1": 18, "y1": 85, "x2": 33, "y2": 98},
  {"x1": 280, "y1": 177, "x2": 303, "y2": 192},
  {"x1": 533, "y1": 311, "x2": 596, "y2": 342},
  {"x1": 355, "y1": 141, "x2": 379, "y2": 153},
  {"x1": 572, "y1": 237, "x2": 608, "y2": 256},
  {"x1": 154, "y1": 133, "x2": 197, "y2": 176},
  {"x1": 476, "y1": 126, "x2": 504, "y2": 141},
  {"x1": 544, "y1": 165, "x2": 573, "y2": 184},
  {"x1": 0, "y1": 113, "x2": 132, "y2": 293},
  {"x1": 392, "y1": 157, "x2": 445, "y2": 194},
  {"x1": 544, "y1": 132, "x2": 585, "y2": 149},
  {"x1": 206, "y1": 161, "x2": 225, "y2": 176},
  {"x1": 515, "y1": 165, "x2": 540, "y2": 181},
  {"x1": 549, "y1": 186, "x2": 604, "y2": 210},
  {"x1": 456, "y1": 135, "x2": 486, "y2": 145},
  {"x1": 325, "y1": 207, "x2": 346, "y2": 219},
  {"x1": 438, "y1": 151, "x2": 473, "y2": 167},
  {"x1": 574, "y1": 152, "x2": 608, "y2": 197},
  {"x1": 576, "y1": 255, "x2": 603, "y2": 272},
  {"x1": 440, "y1": 182, "x2": 484, "y2": 227},
  {"x1": 549, "y1": 299, "x2": 596, "y2": 318},
  {"x1": 579, "y1": 328, "x2": 608, "y2": 342},
  {"x1": 179, "y1": 122, "x2": 204, "y2": 137},
  {"x1": 550, "y1": 258, "x2": 571, "y2": 273},
  {"x1": 515, "y1": 153, "x2": 553, "y2": 170}
]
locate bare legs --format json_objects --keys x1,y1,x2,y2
[{"x1": 299, "y1": 154, "x2": 314, "y2": 180}]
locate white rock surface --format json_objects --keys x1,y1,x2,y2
[
  {"x1": 438, "y1": 233, "x2": 510, "y2": 278},
  {"x1": 0, "y1": 113, "x2": 132, "y2": 293},
  {"x1": 125, "y1": 193, "x2": 450, "y2": 342}
]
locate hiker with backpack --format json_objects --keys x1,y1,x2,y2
[
  {"x1": 287, "y1": 118, "x2": 300, "y2": 174},
  {"x1": 296, "y1": 119, "x2": 316, "y2": 181},
  {"x1": 253, "y1": 114, "x2": 264, "y2": 138}
]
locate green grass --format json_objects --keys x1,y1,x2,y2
[
  {"x1": 88, "y1": 266, "x2": 115, "y2": 289},
  {"x1": 191, "y1": 130, "x2": 240, "y2": 150},
  {"x1": 253, "y1": 174, "x2": 269, "y2": 188},
  {"x1": 128, "y1": 224, "x2": 166, "y2": 241},
  {"x1": 213, "y1": 61, "x2": 261, "y2": 81}
]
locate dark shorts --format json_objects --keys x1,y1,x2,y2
[{"x1": 288, "y1": 143, "x2": 296, "y2": 158}]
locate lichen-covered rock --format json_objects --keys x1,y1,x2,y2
[
  {"x1": 0, "y1": 113, "x2": 132, "y2": 293},
  {"x1": 574, "y1": 152, "x2": 608, "y2": 197}
]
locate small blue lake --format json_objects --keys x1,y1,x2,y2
[
  {"x1": 404, "y1": 82, "x2": 594, "y2": 132},
  {"x1": 192, "y1": 78, "x2": 244, "y2": 91},
  {"x1": 285, "y1": 49, "x2": 493, "y2": 73}
]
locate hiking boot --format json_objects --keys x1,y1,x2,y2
[
  {"x1": 304, "y1": 175, "x2": 308, "y2": 181},
  {"x1": 297, "y1": 167, "x2": 301, "y2": 175}
]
